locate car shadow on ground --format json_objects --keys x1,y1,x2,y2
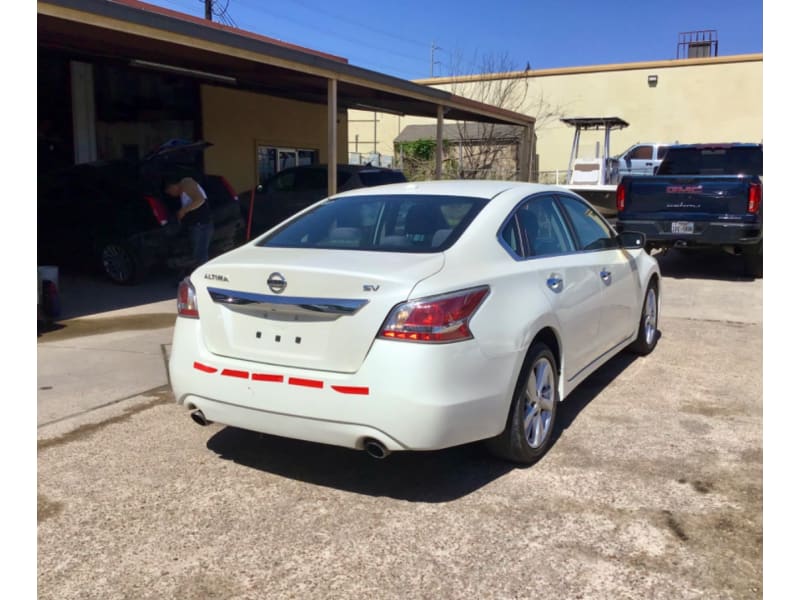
[
  {"x1": 549, "y1": 348, "x2": 642, "y2": 446},
  {"x1": 204, "y1": 344, "x2": 652, "y2": 502},
  {"x1": 654, "y1": 248, "x2": 756, "y2": 282}
]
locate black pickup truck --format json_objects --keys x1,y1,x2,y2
[{"x1": 615, "y1": 143, "x2": 763, "y2": 277}]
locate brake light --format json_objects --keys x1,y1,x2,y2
[
  {"x1": 220, "y1": 176, "x2": 238, "y2": 201},
  {"x1": 177, "y1": 278, "x2": 199, "y2": 318},
  {"x1": 747, "y1": 182, "x2": 762, "y2": 214},
  {"x1": 145, "y1": 195, "x2": 170, "y2": 226},
  {"x1": 379, "y1": 286, "x2": 489, "y2": 343},
  {"x1": 616, "y1": 183, "x2": 627, "y2": 212}
]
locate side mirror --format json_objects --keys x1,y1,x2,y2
[{"x1": 618, "y1": 231, "x2": 646, "y2": 250}]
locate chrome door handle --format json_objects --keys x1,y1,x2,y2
[
  {"x1": 546, "y1": 276, "x2": 563, "y2": 292},
  {"x1": 600, "y1": 269, "x2": 612, "y2": 283}
]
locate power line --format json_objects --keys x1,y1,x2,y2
[
  {"x1": 146, "y1": 0, "x2": 438, "y2": 78},
  {"x1": 288, "y1": 0, "x2": 431, "y2": 49},
  {"x1": 231, "y1": 0, "x2": 431, "y2": 68}
]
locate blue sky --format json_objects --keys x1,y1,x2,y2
[{"x1": 146, "y1": 0, "x2": 763, "y2": 79}]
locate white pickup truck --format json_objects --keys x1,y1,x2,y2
[{"x1": 616, "y1": 142, "x2": 674, "y2": 177}]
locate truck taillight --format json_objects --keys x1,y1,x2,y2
[
  {"x1": 145, "y1": 195, "x2": 170, "y2": 226},
  {"x1": 747, "y1": 182, "x2": 762, "y2": 214},
  {"x1": 616, "y1": 183, "x2": 627, "y2": 212},
  {"x1": 379, "y1": 286, "x2": 489, "y2": 343},
  {"x1": 177, "y1": 278, "x2": 199, "y2": 318}
]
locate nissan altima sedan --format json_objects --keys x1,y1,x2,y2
[{"x1": 169, "y1": 181, "x2": 660, "y2": 464}]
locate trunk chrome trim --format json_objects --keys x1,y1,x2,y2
[{"x1": 207, "y1": 287, "x2": 369, "y2": 316}]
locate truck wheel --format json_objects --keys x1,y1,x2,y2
[{"x1": 743, "y1": 242, "x2": 763, "y2": 279}]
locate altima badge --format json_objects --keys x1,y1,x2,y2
[
  {"x1": 204, "y1": 273, "x2": 229, "y2": 282},
  {"x1": 267, "y1": 272, "x2": 287, "y2": 294}
]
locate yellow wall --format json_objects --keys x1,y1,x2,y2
[
  {"x1": 202, "y1": 85, "x2": 348, "y2": 193},
  {"x1": 351, "y1": 55, "x2": 763, "y2": 179}
]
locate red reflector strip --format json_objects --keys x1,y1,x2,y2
[
  {"x1": 193, "y1": 362, "x2": 217, "y2": 373},
  {"x1": 252, "y1": 373, "x2": 284, "y2": 383},
  {"x1": 221, "y1": 369, "x2": 249, "y2": 379},
  {"x1": 288, "y1": 377, "x2": 324, "y2": 389},
  {"x1": 331, "y1": 385, "x2": 370, "y2": 395}
]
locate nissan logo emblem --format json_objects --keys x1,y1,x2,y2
[{"x1": 267, "y1": 272, "x2": 287, "y2": 294}]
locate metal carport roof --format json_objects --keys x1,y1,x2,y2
[{"x1": 38, "y1": 0, "x2": 536, "y2": 127}]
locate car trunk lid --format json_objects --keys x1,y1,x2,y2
[{"x1": 193, "y1": 247, "x2": 444, "y2": 373}]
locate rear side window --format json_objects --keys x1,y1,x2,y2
[
  {"x1": 357, "y1": 170, "x2": 407, "y2": 187},
  {"x1": 296, "y1": 168, "x2": 327, "y2": 190},
  {"x1": 658, "y1": 146, "x2": 762, "y2": 176},
  {"x1": 259, "y1": 194, "x2": 487, "y2": 252},
  {"x1": 657, "y1": 146, "x2": 670, "y2": 159},
  {"x1": 501, "y1": 195, "x2": 575, "y2": 259}
]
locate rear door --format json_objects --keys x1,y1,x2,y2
[{"x1": 505, "y1": 194, "x2": 605, "y2": 380}]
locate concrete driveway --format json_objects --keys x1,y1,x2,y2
[{"x1": 37, "y1": 250, "x2": 763, "y2": 599}]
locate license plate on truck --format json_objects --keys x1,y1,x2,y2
[{"x1": 671, "y1": 221, "x2": 694, "y2": 234}]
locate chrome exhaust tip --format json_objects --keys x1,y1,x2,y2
[
  {"x1": 364, "y1": 438, "x2": 390, "y2": 460},
  {"x1": 190, "y1": 409, "x2": 210, "y2": 426}
]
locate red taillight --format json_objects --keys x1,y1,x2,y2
[
  {"x1": 145, "y1": 195, "x2": 170, "y2": 226},
  {"x1": 177, "y1": 278, "x2": 199, "y2": 318},
  {"x1": 616, "y1": 183, "x2": 627, "y2": 212},
  {"x1": 220, "y1": 177, "x2": 238, "y2": 201},
  {"x1": 379, "y1": 286, "x2": 489, "y2": 343},
  {"x1": 747, "y1": 182, "x2": 762, "y2": 214}
]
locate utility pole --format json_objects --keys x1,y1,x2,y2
[
  {"x1": 205, "y1": 0, "x2": 212, "y2": 20},
  {"x1": 430, "y1": 42, "x2": 441, "y2": 77}
]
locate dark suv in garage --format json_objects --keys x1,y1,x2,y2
[
  {"x1": 239, "y1": 164, "x2": 407, "y2": 238},
  {"x1": 38, "y1": 140, "x2": 245, "y2": 284}
]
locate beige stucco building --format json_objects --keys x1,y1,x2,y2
[{"x1": 349, "y1": 54, "x2": 763, "y2": 180}]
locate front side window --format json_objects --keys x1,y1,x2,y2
[
  {"x1": 557, "y1": 195, "x2": 617, "y2": 251},
  {"x1": 259, "y1": 194, "x2": 488, "y2": 252},
  {"x1": 268, "y1": 170, "x2": 296, "y2": 192},
  {"x1": 628, "y1": 145, "x2": 652, "y2": 160},
  {"x1": 257, "y1": 145, "x2": 318, "y2": 186}
]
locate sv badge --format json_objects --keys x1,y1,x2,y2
[{"x1": 363, "y1": 284, "x2": 381, "y2": 292}]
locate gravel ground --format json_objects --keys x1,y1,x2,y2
[{"x1": 37, "y1": 251, "x2": 763, "y2": 599}]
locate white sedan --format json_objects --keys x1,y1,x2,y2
[{"x1": 169, "y1": 180, "x2": 660, "y2": 464}]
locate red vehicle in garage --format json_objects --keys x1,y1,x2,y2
[{"x1": 38, "y1": 140, "x2": 245, "y2": 284}]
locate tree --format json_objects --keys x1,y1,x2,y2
[
  {"x1": 446, "y1": 51, "x2": 564, "y2": 181},
  {"x1": 446, "y1": 51, "x2": 529, "y2": 179}
]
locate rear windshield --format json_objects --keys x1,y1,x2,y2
[
  {"x1": 658, "y1": 146, "x2": 762, "y2": 176},
  {"x1": 258, "y1": 194, "x2": 488, "y2": 252}
]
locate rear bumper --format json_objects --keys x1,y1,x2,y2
[
  {"x1": 617, "y1": 219, "x2": 762, "y2": 248},
  {"x1": 168, "y1": 318, "x2": 519, "y2": 452}
]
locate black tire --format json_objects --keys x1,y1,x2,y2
[
  {"x1": 743, "y1": 241, "x2": 763, "y2": 279},
  {"x1": 99, "y1": 242, "x2": 145, "y2": 285},
  {"x1": 486, "y1": 342, "x2": 559, "y2": 464},
  {"x1": 628, "y1": 280, "x2": 659, "y2": 355}
]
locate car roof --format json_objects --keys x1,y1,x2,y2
[
  {"x1": 666, "y1": 143, "x2": 762, "y2": 150},
  {"x1": 333, "y1": 179, "x2": 567, "y2": 200},
  {"x1": 281, "y1": 164, "x2": 399, "y2": 173}
]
